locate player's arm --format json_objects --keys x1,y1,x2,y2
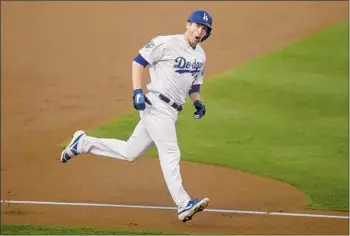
[
  {"x1": 189, "y1": 57, "x2": 205, "y2": 101},
  {"x1": 189, "y1": 60, "x2": 206, "y2": 119},
  {"x1": 132, "y1": 54, "x2": 149, "y2": 90},
  {"x1": 189, "y1": 89, "x2": 201, "y2": 102},
  {"x1": 189, "y1": 85, "x2": 206, "y2": 119},
  {"x1": 131, "y1": 37, "x2": 166, "y2": 110},
  {"x1": 132, "y1": 37, "x2": 165, "y2": 90},
  {"x1": 131, "y1": 54, "x2": 149, "y2": 110}
]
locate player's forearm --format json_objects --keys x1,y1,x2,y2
[
  {"x1": 190, "y1": 92, "x2": 201, "y2": 102},
  {"x1": 132, "y1": 61, "x2": 145, "y2": 90}
]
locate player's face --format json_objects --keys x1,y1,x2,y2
[{"x1": 185, "y1": 22, "x2": 209, "y2": 46}]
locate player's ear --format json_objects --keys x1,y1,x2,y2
[{"x1": 186, "y1": 22, "x2": 191, "y2": 30}]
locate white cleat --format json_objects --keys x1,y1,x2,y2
[
  {"x1": 178, "y1": 197, "x2": 209, "y2": 222},
  {"x1": 60, "y1": 130, "x2": 85, "y2": 163}
]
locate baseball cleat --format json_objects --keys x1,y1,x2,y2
[
  {"x1": 60, "y1": 130, "x2": 85, "y2": 163},
  {"x1": 178, "y1": 197, "x2": 209, "y2": 222}
]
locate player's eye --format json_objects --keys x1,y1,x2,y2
[{"x1": 199, "y1": 25, "x2": 208, "y2": 33}]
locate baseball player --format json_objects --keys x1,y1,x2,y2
[{"x1": 61, "y1": 9, "x2": 213, "y2": 222}]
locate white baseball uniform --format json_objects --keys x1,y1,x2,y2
[{"x1": 78, "y1": 34, "x2": 206, "y2": 209}]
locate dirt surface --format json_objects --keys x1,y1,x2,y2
[{"x1": 1, "y1": 1, "x2": 349, "y2": 235}]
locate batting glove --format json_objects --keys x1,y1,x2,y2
[
  {"x1": 133, "y1": 89, "x2": 146, "y2": 110},
  {"x1": 193, "y1": 100, "x2": 206, "y2": 119}
]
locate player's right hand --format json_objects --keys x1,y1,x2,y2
[{"x1": 133, "y1": 89, "x2": 146, "y2": 110}]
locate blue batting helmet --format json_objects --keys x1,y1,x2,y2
[{"x1": 187, "y1": 10, "x2": 213, "y2": 42}]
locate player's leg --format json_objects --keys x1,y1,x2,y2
[
  {"x1": 81, "y1": 119, "x2": 154, "y2": 161},
  {"x1": 61, "y1": 115, "x2": 154, "y2": 163},
  {"x1": 143, "y1": 111, "x2": 209, "y2": 222}
]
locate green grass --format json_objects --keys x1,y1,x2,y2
[
  {"x1": 0, "y1": 224, "x2": 185, "y2": 235},
  {"x1": 79, "y1": 21, "x2": 349, "y2": 212}
]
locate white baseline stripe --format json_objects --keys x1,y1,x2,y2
[{"x1": 1, "y1": 200, "x2": 348, "y2": 220}]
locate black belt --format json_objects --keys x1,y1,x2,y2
[{"x1": 159, "y1": 94, "x2": 183, "y2": 112}]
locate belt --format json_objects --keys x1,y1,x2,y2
[{"x1": 159, "y1": 94, "x2": 183, "y2": 112}]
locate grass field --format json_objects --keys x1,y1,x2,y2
[
  {"x1": 6, "y1": 20, "x2": 346, "y2": 235},
  {"x1": 88, "y1": 20, "x2": 349, "y2": 211},
  {"x1": 0, "y1": 224, "x2": 184, "y2": 235}
]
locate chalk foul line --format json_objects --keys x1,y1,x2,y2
[{"x1": 1, "y1": 200, "x2": 348, "y2": 220}]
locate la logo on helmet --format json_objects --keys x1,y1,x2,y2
[{"x1": 202, "y1": 13, "x2": 208, "y2": 21}]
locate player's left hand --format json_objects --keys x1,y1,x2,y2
[{"x1": 193, "y1": 100, "x2": 206, "y2": 119}]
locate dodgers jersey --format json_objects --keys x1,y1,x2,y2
[{"x1": 139, "y1": 34, "x2": 206, "y2": 105}]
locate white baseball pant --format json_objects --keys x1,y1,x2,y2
[{"x1": 78, "y1": 92, "x2": 191, "y2": 209}]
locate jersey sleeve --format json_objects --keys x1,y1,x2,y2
[
  {"x1": 193, "y1": 66, "x2": 205, "y2": 85},
  {"x1": 189, "y1": 65, "x2": 205, "y2": 94},
  {"x1": 189, "y1": 52, "x2": 206, "y2": 95},
  {"x1": 138, "y1": 36, "x2": 167, "y2": 65},
  {"x1": 194, "y1": 51, "x2": 206, "y2": 86}
]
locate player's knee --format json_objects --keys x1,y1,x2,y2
[
  {"x1": 128, "y1": 155, "x2": 138, "y2": 162},
  {"x1": 160, "y1": 144, "x2": 180, "y2": 160},
  {"x1": 172, "y1": 147, "x2": 180, "y2": 159},
  {"x1": 123, "y1": 145, "x2": 150, "y2": 162},
  {"x1": 124, "y1": 151, "x2": 140, "y2": 162}
]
